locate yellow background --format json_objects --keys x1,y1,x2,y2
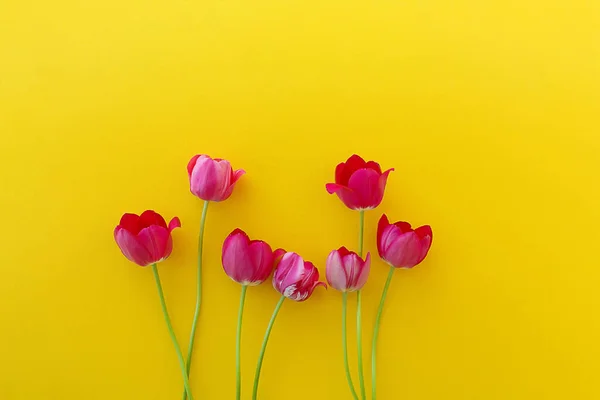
[{"x1": 1, "y1": 0, "x2": 599, "y2": 399}]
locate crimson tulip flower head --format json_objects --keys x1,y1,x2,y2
[
  {"x1": 272, "y1": 251, "x2": 327, "y2": 301},
  {"x1": 114, "y1": 210, "x2": 181, "y2": 267},
  {"x1": 326, "y1": 154, "x2": 394, "y2": 210},
  {"x1": 187, "y1": 154, "x2": 245, "y2": 202},
  {"x1": 326, "y1": 247, "x2": 371, "y2": 292},
  {"x1": 222, "y1": 228, "x2": 276, "y2": 286},
  {"x1": 377, "y1": 214, "x2": 433, "y2": 268}
]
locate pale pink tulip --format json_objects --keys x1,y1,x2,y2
[
  {"x1": 187, "y1": 154, "x2": 245, "y2": 202},
  {"x1": 326, "y1": 247, "x2": 371, "y2": 292},
  {"x1": 272, "y1": 251, "x2": 326, "y2": 301}
]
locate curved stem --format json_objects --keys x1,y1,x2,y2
[
  {"x1": 182, "y1": 200, "x2": 209, "y2": 400},
  {"x1": 252, "y1": 295, "x2": 285, "y2": 400},
  {"x1": 356, "y1": 209, "x2": 366, "y2": 400},
  {"x1": 236, "y1": 285, "x2": 248, "y2": 400},
  {"x1": 371, "y1": 265, "x2": 395, "y2": 400},
  {"x1": 342, "y1": 292, "x2": 359, "y2": 400},
  {"x1": 151, "y1": 264, "x2": 194, "y2": 400},
  {"x1": 356, "y1": 290, "x2": 366, "y2": 400}
]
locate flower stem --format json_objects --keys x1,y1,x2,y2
[
  {"x1": 371, "y1": 265, "x2": 395, "y2": 400},
  {"x1": 236, "y1": 285, "x2": 248, "y2": 400},
  {"x1": 358, "y1": 210, "x2": 365, "y2": 257},
  {"x1": 252, "y1": 295, "x2": 285, "y2": 400},
  {"x1": 151, "y1": 264, "x2": 194, "y2": 400},
  {"x1": 356, "y1": 289, "x2": 366, "y2": 400},
  {"x1": 342, "y1": 292, "x2": 359, "y2": 400},
  {"x1": 182, "y1": 200, "x2": 209, "y2": 400},
  {"x1": 356, "y1": 209, "x2": 366, "y2": 400}
]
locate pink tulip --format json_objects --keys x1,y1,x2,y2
[
  {"x1": 326, "y1": 154, "x2": 394, "y2": 210},
  {"x1": 272, "y1": 251, "x2": 326, "y2": 301},
  {"x1": 187, "y1": 154, "x2": 245, "y2": 202},
  {"x1": 377, "y1": 214, "x2": 433, "y2": 268},
  {"x1": 326, "y1": 247, "x2": 371, "y2": 292},
  {"x1": 222, "y1": 228, "x2": 275, "y2": 285},
  {"x1": 114, "y1": 210, "x2": 181, "y2": 267}
]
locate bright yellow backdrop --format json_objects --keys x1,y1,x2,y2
[{"x1": 1, "y1": 0, "x2": 599, "y2": 399}]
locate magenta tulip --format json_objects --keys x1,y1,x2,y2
[
  {"x1": 114, "y1": 210, "x2": 181, "y2": 267},
  {"x1": 272, "y1": 251, "x2": 326, "y2": 301},
  {"x1": 187, "y1": 154, "x2": 245, "y2": 202},
  {"x1": 326, "y1": 154, "x2": 394, "y2": 210},
  {"x1": 377, "y1": 214, "x2": 433, "y2": 268},
  {"x1": 222, "y1": 229, "x2": 275, "y2": 285},
  {"x1": 326, "y1": 247, "x2": 371, "y2": 292}
]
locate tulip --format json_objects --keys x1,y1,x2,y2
[
  {"x1": 221, "y1": 229, "x2": 276, "y2": 400},
  {"x1": 113, "y1": 211, "x2": 193, "y2": 400},
  {"x1": 326, "y1": 154, "x2": 393, "y2": 400},
  {"x1": 326, "y1": 154, "x2": 393, "y2": 211},
  {"x1": 377, "y1": 214, "x2": 433, "y2": 269},
  {"x1": 184, "y1": 154, "x2": 245, "y2": 400},
  {"x1": 222, "y1": 229, "x2": 275, "y2": 286},
  {"x1": 187, "y1": 154, "x2": 245, "y2": 202},
  {"x1": 326, "y1": 247, "x2": 371, "y2": 292},
  {"x1": 114, "y1": 210, "x2": 181, "y2": 267},
  {"x1": 326, "y1": 247, "x2": 371, "y2": 400},
  {"x1": 252, "y1": 251, "x2": 325, "y2": 400},
  {"x1": 372, "y1": 214, "x2": 433, "y2": 400},
  {"x1": 272, "y1": 251, "x2": 327, "y2": 301}
]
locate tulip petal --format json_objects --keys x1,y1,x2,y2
[
  {"x1": 137, "y1": 225, "x2": 173, "y2": 264},
  {"x1": 347, "y1": 168, "x2": 384, "y2": 209},
  {"x1": 337, "y1": 246, "x2": 352, "y2": 257},
  {"x1": 325, "y1": 183, "x2": 344, "y2": 194},
  {"x1": 326, "y1": 249, "x2": 347, "y2": 291},
  {"x1": 355, "y1": 252, "x2": 371, "y2": 290},
  {"x1": 377, "y1": 214, "x2": 390, "y2": 253},
  {"x1": 335, "y1": 154, "x2": 367, "y2": 185},
  {"x1": 119, "y1": 213, "x2": 142, "y2": 234},
  {"x1": 139, "y1": 210, "x2": 168, "y2": 230},
  {"x1": 232, "y1": 169, "x2": 246, "y2": 183},
  {"x1": 365, "y1": 160, "x2": 382, "y2": 174},
  {"x1": 114, "y1": 226, "x2": 153, "y2": 266},
  {"x1": 222, "y1": 230, "x2": 252, "y2": 283},
  {"x1": 168, "y1": 217, "x2": 181, "y2": 232},
  {"x1": 415, "y1": 225, "x2": 433, "y2": 240},
  {"x1": 393, "y1": 221, "x2": 412, "y2": 233},
  {"x1": 187, "y1": 154, "x2": 201, "y2": 177},
  {"x1": 385, "y1": 231, "x2": 422, "y2": 268},
  {"x1": 247, "y1": 240, "x2": 274, "y2": 284}
]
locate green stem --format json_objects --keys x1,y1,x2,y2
[
  {"x1": 371, "y1": 265, "x2": 395, "y2": 400},
  {"x1": 356, "y1": 209, "x2": 366, "y2": 400},
  {"x1": 236, "y1": 285, "x2": 248, "y2": 400},
  {"x1": 151, "y1": 264, "x2": 194, "y2": 400},
  {"x1": 358, "y1": 210, "x2": 365, "y2": 258},
  {"x1": 356, "y1": 290, "x2": 366, "y2": 400},
  {"x1": 342, "y1": 292, "x2": 359, "y2": 400},
  {"x1": 182, "y1": 200, "x2": 209, "y2": 400},
  {"x1": 252, "y1": 295, "x2": 285, "y2": 400}
]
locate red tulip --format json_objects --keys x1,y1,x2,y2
[
  {"x1": 326, "y1": 154, "x2": 394, "y2": 210},
  {"x1": 377, "y1": 214, "x2": 433, "y2": 268},
  {"x1": 326, "y1": 247, "x2": 371, "y2": 292},
  {"x1": 114, "y1": 210, "x2": 181, "y2": 267},
  {"x1": 272, "y1": 251, "x2": 326, "y2": 301},
  {"x1": 222, "y1": 229, "x2": 275, "y2": 285},
  {"x1": 187, "y1": 154, "x2": 245, "y2": 202}
]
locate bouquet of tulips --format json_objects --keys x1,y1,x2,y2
[{"x1": 114, "y1": 154, "x2": 432, "y2": 400}]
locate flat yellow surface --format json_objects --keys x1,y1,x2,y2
[{"x1": 1, "y1": 0, "x2": 600, "y2": 399}]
